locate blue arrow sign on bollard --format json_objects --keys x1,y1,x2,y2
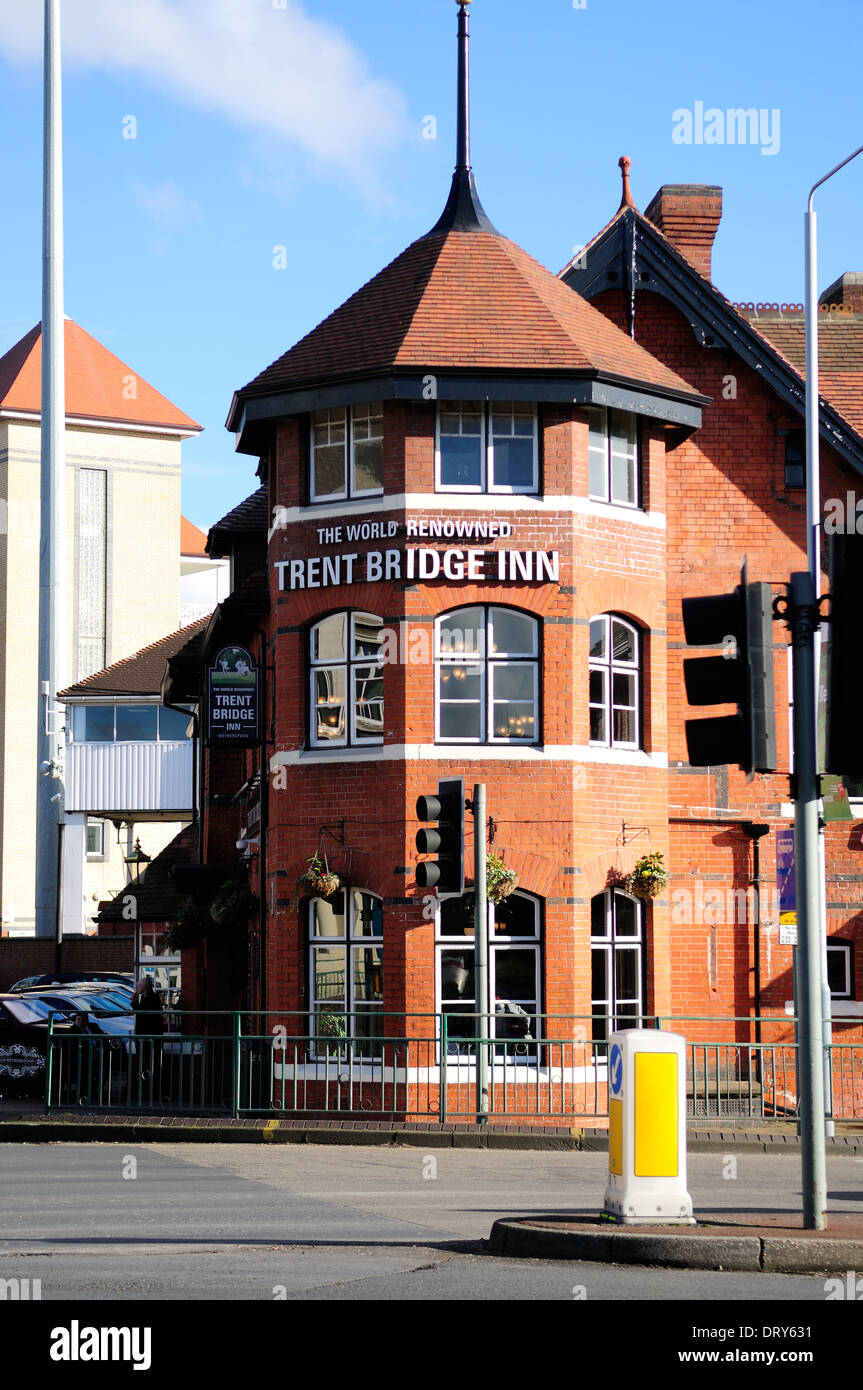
[{"x1": 609, "y1": 1042, "x2": 623, "y2": 1097}]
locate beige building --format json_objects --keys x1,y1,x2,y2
[{"x1": 0, "y1": 317, "x2": 201, "y2": 935}]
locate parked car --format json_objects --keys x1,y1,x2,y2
[
  {"x1": 17, "y1": 989, "x2": 134, "y2": 1039},
  {"x1": 9, "y1": 972, "x2": 134, "y2": 995},
  {"x1": 0, "y1": 994, "x2": 80, "y2": 1097}
]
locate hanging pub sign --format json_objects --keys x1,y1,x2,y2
[{"x1": 205, "y1": 645, "x2": 261, "y2": 747}]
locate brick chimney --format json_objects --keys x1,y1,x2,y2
[
  {"x1": 644, "y1": 184, "x2": 723, "y2": 281},
  {"x1": 820, "y1": 272, "x2": 863, "y2": 312}
]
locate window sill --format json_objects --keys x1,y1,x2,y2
[
  {"x1": 307, "y1": 492, "x2": 384, "y2": 506},
  {"x1": 830, "y1": 1001, "x2": 863, "y2": 1017},
  {"x1": 307, "y1": 742, "x2": 384, "y2": 754}
]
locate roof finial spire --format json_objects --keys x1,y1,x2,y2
[
  {"x1": 618, "y1": 155, "x2": 636, "y2": 211},
  {"x1": 424, "y1": 0, "x2": 498, "y2": 237},
  {"x1": 457, "y1": 0, "x2": 472, "y2": 172}
]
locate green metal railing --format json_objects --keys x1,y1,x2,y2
[{"x1": 44, "y1": 1012, "x2": 863, "y2": 1123}]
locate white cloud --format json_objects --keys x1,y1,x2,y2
[
  {"x1": 134, "y1": 179, "x2": 201, "y2": 228},
  {"x1": 0, "y1": 0, "x2": 407, "y2": 178}
]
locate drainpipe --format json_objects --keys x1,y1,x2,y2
[{"x1": 742, "y1": 823, "x2": 771, "y2": 1051}]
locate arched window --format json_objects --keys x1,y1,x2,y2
[
  {"x1": 588, "y1": 614, "x2": 640, "y2": 749},
  {"x1": 436, "y1": 891, "x2": 541, "y2": 1050},
  {"x1": 590, "y1": 889, "x2": 645, "y2": 1042},
  {"x1": 309, "y1": 888, "x2": 383, "y2": 1054},
  {"x1": 435, "y1": 606, "x2": 539, "y2": 743},
  {"x1": 309, "y1": 612, "x2": 384, "y2": 748}
]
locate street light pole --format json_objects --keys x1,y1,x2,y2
[
  {"x1": 803, "y1": 144, "x2": 863, "y2": 1158},
  {"x1": 35, "y1": 0, "x2": 67, "y2": 939}
]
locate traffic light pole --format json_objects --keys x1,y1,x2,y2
[
  {"x1": 788, "y1": 572, "x2": 827, "y2": 1229},
  {"x1": 472, "y1": 783, "x2": 489, "y2": 1125}
]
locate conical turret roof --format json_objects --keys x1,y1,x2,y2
[{"x1": 228, "y1": 1, "x2": 701, "y2": 434}]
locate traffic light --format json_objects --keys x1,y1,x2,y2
[
  {"x1": 681, "y1": 569, "x2": 777, "y2": 774},
  {"x1": 826, "y1": 533, "x2": 863, "y2": 778},
  {"x1": 416, "y1": 777, "x2": 465, "y2": 894}
]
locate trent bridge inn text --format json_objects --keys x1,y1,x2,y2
[{"x1": 275, "y1": 521, "x2": 559, "y2": 592}]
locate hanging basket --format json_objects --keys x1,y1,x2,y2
[
  {"x1": 163, "y1": 899, "x2": 209, "y2": 952},
  {"x1": 627, "y1": 876, "x2": 664, "y2": 900},
  {"x1": 624, "y1": 852, "x2": 668, "y2": 901},
  {"x1": 208, "y1": 880, "x2": 257, "y2": 929},
  {"x1": 486, "y1": 851, "x2": 518, "y2": 904},
  {"x1": 297, "y1": 854, "x2": 341, "y2": 899}
]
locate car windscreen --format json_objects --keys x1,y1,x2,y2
[
  {"x1": 22, "y1": 994, "x2": 98, "y2": 1016},
  {"x1": 65, "y1": 992, "x2": 131, "y2": 1015},
  {"x1": 2, "y1": 997, "x2": 61, "y2": 1024}
]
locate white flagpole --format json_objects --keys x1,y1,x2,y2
[{"x1": 35, "y1": 0, "x2": 66, "y2": 939}]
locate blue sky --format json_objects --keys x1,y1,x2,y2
[{"x1": 0, "y1": 0, "x2": 861, "y2": 531}]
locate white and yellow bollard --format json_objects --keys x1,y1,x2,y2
[{"x1": 603, "y1": 1029, "x2": 694, "y2": 1224}]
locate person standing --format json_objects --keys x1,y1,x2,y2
[{"x1": 132, "y1": 978, "x2": 165, "y2": 1102}]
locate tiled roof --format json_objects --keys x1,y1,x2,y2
[
  {"x1": 181, "y1": 516, "x2": 209, "y2": 556},
  {"x1": 558, "y1": 168, "x2": 863, "y2": 459},
  {"x1": 235, "y1": 230, "x2": 701, "y2": 404},
  {"x1": 58, "y1": 618, "x2": 209, "y2": 699},
  {"x1": 97, "y1": 824, "x2": 198, "y2": 923},
  {"x1": 738, "y1": 309, "x2": 863, "y2": 437},
  {"x1": 0, "y1": 319, "x2": 200, "y2": 433},
  {"x1": 207, "y1": 486, "x2": 269, "y2": 556}
]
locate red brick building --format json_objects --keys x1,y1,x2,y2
[{"x1": 162, "y1": 4, "x2": 863, "y2": 1119}]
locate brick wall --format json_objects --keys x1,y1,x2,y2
[{"x1": 0, "y1": 935, "x2": 135, "y2": 992}]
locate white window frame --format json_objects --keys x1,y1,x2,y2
[
  {"x1": 85, "y1": 818, "x2": 105, "y2": 860},
  {"x1": 137, "y1": 923, "x2": 181, "y2": 1008},
  {"x1": 590, "y1": 888, "x2": 645, "y2": 1043},
  {"x1": 827, "y1": 940, "x2": 853, "y2": 1000},
  {"x1": 435, "y1": 891, "x2": 541, "y2": 1056},
  {"x1": 435, "y1": 401, "x2": 538, "y2": 495},
  {"x1": 349, "y1": 402, "x2": 385, "y2": 499},
  {"x1": 308, "y1": 888, "x2": 384, "y2": 1056},
  {"x1": 588, "y1": 614, "x2": 641, "y2": 751},
  {"x1": 309, "y1": 611, "x2": 384, "y2": 749},
  {"x1": 587, "y1": 407, "x2": 640, "y2": 508},
  {"x1": 70, "y1": 702, "x2": 194, "y2": 745},
  {"x1": 434, "y1": 606, "x2": 539, "y2": 745},
  {"x1": 310, "y1": 404, "x2": 384, "y2": 504}
]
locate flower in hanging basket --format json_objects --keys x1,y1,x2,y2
[
  {"x1": 297, "y1": 854, "x2": 341, "y2": 898},
  {"x1": 486, "y1": 850, "x2": 518, "y2": 904},
  {"x1": 624, "y1": 851, "x2": 668, "y2": 900}
]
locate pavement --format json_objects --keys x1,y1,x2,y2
[
  {"x1": 489, "y1": 1210, "x2": 863, "y2": 1273},
  {"x1": 2, "y1": 1103, "x2": 860, "y2": 1274},
  {"x1": 0, "y1": 1101, "x2": 860, "y2": 1154}
]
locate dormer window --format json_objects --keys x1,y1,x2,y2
[
  {"x1": 436, "y1": 402, "x2": 538, "y2": 494},
  {"x1": 311, "y1": 404, "x2": 384, "y2": 502},
  {"x1": 587, "y1": 408, "x2": 639, "y2": 508}
]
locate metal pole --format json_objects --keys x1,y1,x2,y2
[
  {"x1": 789, "y1": 571, "x2": 827, "y2": 1228},
  {"x1": 35, "y1": 0, "x2": 66, "y2": 938},
  {"x1": 456, "y1": 0, "x2": 471, "y2": 172},
  {"x1": 473, "y1": 782, "x2": 488, "y2": 1124},
  {"x1": 805, "y1": 148, "x2": 863, "y2": 1137},
  {"x1": 805, "y1": 202, "x2": 833, "y2": 1140}
]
